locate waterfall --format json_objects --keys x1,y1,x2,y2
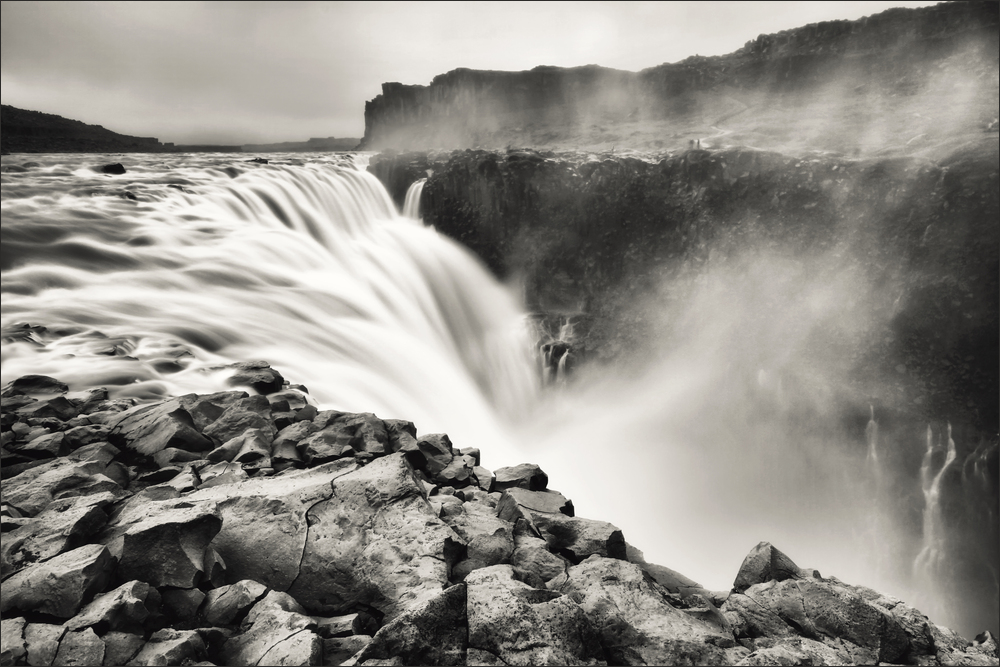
[
  {"x1": 913, "y1": 423, "x2": 958, "y2": 620},
  {"x1": 403, "y1": 178, "x2": 426, "y2": 220},
  {"x1": 0, "y1": 155, "x2": 538, "y2": 466}
]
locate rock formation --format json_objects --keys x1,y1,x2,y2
[
  {"x1": 2, "y1": 369, "x2": 998, "y2": 665},
  {"x1": 360, "y1": 2, "x2": 999, "y2": 153},
  {"x1": 0, "y1": 106, "x2": 164, "y2": 154}
]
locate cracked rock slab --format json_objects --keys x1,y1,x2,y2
[
  {"x1": 287, "y1": 453, "x2": 463, "y2": 620},
  {"x1": 53, "y1": 628, "x2": 104, "y2": 667},
  {"x1": 1, "y1": 493, "x2": 113, "y2": 579},
  {"x1": 1, "y1": 544, "x2": 114, "y2": 618},
  {"x1": 127, "y1": 628, "x2": 205, "y2": 666},
  {"x1": 223, "y1": 591, "x2": 319, "y2": 666},
  {"x1": 466, "y1": 564, "x2": 604, "y2": 666},
  {"x1": 1, "y1": 617, "x2": 27, "y2": 666},
  {"x1": 352, "y1": 584, "x2": 467, "y2": 666},
  {"x1": 743, "y1": 578, "x2": 910, "y2": 663},
  {"x1": 99, "y1": 500, "x2": 222, "y2": 588},
  {"x1": 552, "y1": 555, "x2": 734, "y2": 665},
  {"x1": 64, "y1": 580, "x2": 155, "y2": 633},
  {"x1": 202, "y1": 579, "x2": 269, "y2": 626},
  {"x1": 2, "y1": 458, "x2": 109, "y2": 517},
  {"x1": 183, "y1": 459, "x2": 359, "y2": 592}
]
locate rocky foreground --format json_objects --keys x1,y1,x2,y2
[{"x1": 1, "y1": 366, "x2": 998, "y2": 666}]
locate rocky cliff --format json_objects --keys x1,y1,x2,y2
[
  {"x1": 360, "y1": 1, "x2": 999, "y2": 154},
  {"x1": 2, "y1": 368, "x2": 998, "y2": 666},
  {"x1": 369, "y1": 133, "x2": 1000, "y2": 641},
  {"x1": 0, "y1": 106, "x2": 164, "y2": 154}
]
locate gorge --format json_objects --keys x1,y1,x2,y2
[{"x1": 1, "y1": 2, "x2": 998, "y2": 665}]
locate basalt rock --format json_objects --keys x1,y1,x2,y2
[
  {"x1": 2, "y1": 378, "x2": 996, "y2": 666},
  {"x1": 0, "y1": 544, "x2": 114, "y2": 619}
]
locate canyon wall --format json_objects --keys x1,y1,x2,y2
[
  {"x1": 360, "y1": 1, "x2": 999, "y2": 154},
  {"x1": 1, "y1": 105, "x2": 164, "y2": 154}
]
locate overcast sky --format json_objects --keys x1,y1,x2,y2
[{"x1": 1, "y1": 1, "x2": 940, "y2": 145}]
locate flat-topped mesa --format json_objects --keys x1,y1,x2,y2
[
  {"x1": 360, "y1": 1, "x2": 999, "y2": 152},
  {"x1": 2, "y1": 370, "x2": 998, "y2": 665}
]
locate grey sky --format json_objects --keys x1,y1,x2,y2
[{"x1": 1, "y1": 1, "x2": 939, "y2": 145}]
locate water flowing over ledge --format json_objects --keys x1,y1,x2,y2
[{"x1": 2, "y1": 151, "x2": 997, "y2": 642}]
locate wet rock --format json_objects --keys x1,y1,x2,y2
[
  {"x1": 287, "y1": 453, "x2": 464, "y2": 620},
  {"x1": 384, "y1": 419, "x2": 418, "y2": 451},
  {"x1": 743, "y1": 577, "x2": 910, "y2": 663},
  {"x1": 16, "y1": 396, "x2": 78, "y2": 421},
  {"x1": 101, "y1": 631, "x2": 145, "y2": 666},
  {"x1": 434, "y1": 453, "x2": 476, "y2": 488},
  {"x1": 339, "y1": 412, "x2": 389, "y2": 455},
  {"x1": 101, "y1": 163, "x2": 126, "y2": 175},
  {"x1": 64, "y1": 580, "x2": 155, "y2": 633},
  {"x1": 297, "y1": 423, "x2": 354, "y2": 464},
  {"x1": 733, "y1": 541, "x2": 810, "y2": 593},
  {"x1": 11, "y1": 432, "x2": 66, "y2": 459},
  {"x1": 352, "y1": 584, "x2": 467, "y2": 666},
  {"x1": 226, "y1": 360, "x2": 284, "y2": 395},
  {"x1": 3, "y1": 375, "x2": 68, "y2": 397},
  {"x1": 1, "y1": 493, "x2": 112, "y2": 579},
  {"x1": 24, "y1": 622, "x2": 65, "y2": 667},
  {"x1": 409, "y1": 433, "x2": 454, "y2": 475},
  {"x1": 202, "y1": 580, "x2": 269, "y2": 626},
  {"x1": 99, "y1": 500, "x2": 222, "y2": 588},
  {"x1": 0, "y1": 543, "x2": 114, "y2": 618},
  {"x1": 493, "y1": 463, "x2": 548, "y2": 491},
  {"x1": 0, "y1": 617, "x2": 27, "y2": 666},
  {"x1": 553, "y1": 555, "x2": 734, "y2": 665},
  {"x1": 109, "y1": 398, "x2": 212, "y2": 456},
  {"x1": 53, "y1": 627, "x2": 105, "y2": 666},
  {"x1": 466, "y1": 564, "x2": 604, "y2": 666},
  {"x1": 176, "y1": 391, "x2": 250, "y2": 431},
  {"x1": 62, "y1": 424, "x2": 111, "y2": 450},
  {"x1": 202, "y1": 396, "x2": 276, "y2": 446},
  {"x1": 128, "y1": 628, "x2": 206, "y2": 666},
  {"x1": 222, "y1": 591, "x2": 320, "y2": 666}
]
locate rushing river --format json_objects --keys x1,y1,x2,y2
[{"x1": 1, "y1": 152, "x2": 994, "y2": 637}]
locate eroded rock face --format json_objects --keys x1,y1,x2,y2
[
  {"x1": 553, "y1": 555, "x2": 736, "y2": 665},
  {"x1": 287, "y1": 453, "x2": 462, "y2": 620},
  {"x1": 466, "y1": 565, "x2": 605, "y2": 666}
]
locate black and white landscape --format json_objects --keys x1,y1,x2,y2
[{"x1": 1, "y1": 2, "x2": 997, "y2": 666}]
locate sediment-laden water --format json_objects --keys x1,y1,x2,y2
[{"x1": 2, "y1": 152, "x2": 994, "y2": 638}]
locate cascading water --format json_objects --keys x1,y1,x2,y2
[
  {"x1": 1, "y1": 154, "x2": 537, "y2": 465},
  {"x1": 2, "y1": 153, "x2": 996, "y2": 638},
  {"x1": 402, "y1": 178, "x2": 426, "y2": 220}
]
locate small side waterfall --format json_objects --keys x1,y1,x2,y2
[
  {"x1": 403, "y1": 178, "x2": 426, "y2": 220},
  {"x1": 913, "y1": 423, "x2": 958, "y2": 619}
]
